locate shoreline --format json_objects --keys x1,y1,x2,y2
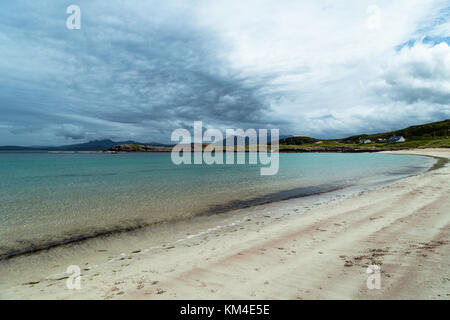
[
  {"x1": 0, "y1": 153, "x2": 428, "y2": 262},
  {"x1": 3, "y1": 146, "x2": 449, "y2": 154},
  {"x1": 1, "y1": 148, "x2": 449, "y2": 299},
  {"x1": 0, "y1": 184, "x2": 347, "y2": 262}
]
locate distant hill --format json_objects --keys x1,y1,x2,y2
[
  {"x1": 278, "y1": 119, "x2": 450, "y2": 151},
  {"x1": 0, "y1": 134, "x2": 292, "y2": 151},
  {"x1": 277, "y1": 136, "x2": 318, "y2": 145},
  {"x1": 339, "y1": 119, "x2": 450, "y2": 143},
  {"x1": 1, "y1": 120, "x2": 449, "y2": 152},
  {"x1": 218, "y1": 134, "x2": 293, "y2": 146},
  {"x1": 0, "y1": 139, "x2": 171, "y2": 151}
]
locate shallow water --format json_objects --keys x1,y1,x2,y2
[{"x1": 0, "y1": 152, "x2": 434, "y2": 259}]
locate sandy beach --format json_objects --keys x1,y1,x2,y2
[{"x1": 1, "y1": 148, "x2": 449, "y2": 300}]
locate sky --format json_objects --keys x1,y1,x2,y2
[{"x1": 0, "y1": 0, "x2": 449, "y2": 146}]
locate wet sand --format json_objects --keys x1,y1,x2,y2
[{"x1": 1, "y1": 148, "x2": 449, "y2": 299}]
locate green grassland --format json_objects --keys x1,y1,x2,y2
[{"x1": 278, "y1": 119, "x2": 450, "y2": 151}]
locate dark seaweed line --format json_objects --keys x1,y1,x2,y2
[
  {"x1": 427, "y1": 156, "x2": 449, "y2": 171},
  {"x1": 0, "y1": 184, "x2": 348, "y2": 261},
  {"x1": 200, "y1": 184, "x2": 348, "y2": 215},
  {"x1": 0, "y1": 221, "x2": 154, "y2": 261}
]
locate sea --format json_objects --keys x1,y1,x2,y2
[{"x1": 0, "y1": 151, "x2": 435, "y2": 260}]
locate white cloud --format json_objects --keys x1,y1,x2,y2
[
  {"x1": 429, "y1": 21, "x2": 450, "y2": 37},
  {"x1": 191, "y1": 0, "x2": 450, "y2": 137},
  {"x1": 373, "y1": 41, "x2": 450, "y2": 104}
]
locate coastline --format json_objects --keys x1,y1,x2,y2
[
  {"x1": 0, "y1": 184, "x2": 346, "y2": 262},
  {"x1": 0, "y1": 153, "x2": 426, "y2": 263},
  {"x1": 1, "y1": 148, "x2": 449, "y2": 299}
]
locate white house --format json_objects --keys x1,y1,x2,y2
[{"x1": 388, "y1": 135, "x2": 406, "y2": 143}]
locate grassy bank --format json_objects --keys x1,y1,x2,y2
[{"x1": 278, "y1": 119, "x2": 450, "y2": 152}]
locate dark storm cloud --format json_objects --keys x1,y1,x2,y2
[{"x1": 0, "y1": 0, "x2": 280, "y2": 145}]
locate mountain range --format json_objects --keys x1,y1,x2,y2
[
  {"x1": 1, "y1": 119, "x2": 449, "y2": 151},
  {"x1": 0, "y1": 139, "x2": 170, "y2": 151}
]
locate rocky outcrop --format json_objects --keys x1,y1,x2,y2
[
  {"x1": 105, "y1": 144, "x2": 172, "y2": 152},
  {"x1": 105, "y1": 144, "x2": 407, "y2": 153}
]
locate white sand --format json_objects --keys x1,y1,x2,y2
[{"x1": 1, "y1": 148, "x2": 449, "y2": 299}]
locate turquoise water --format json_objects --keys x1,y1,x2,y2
[{"x1": 0, "y1": 152, "x2": 434, "y2": 259}]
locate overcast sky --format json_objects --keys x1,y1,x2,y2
[{"x1": 0, "y1": 0, "x2": 449, "y2": 145}]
